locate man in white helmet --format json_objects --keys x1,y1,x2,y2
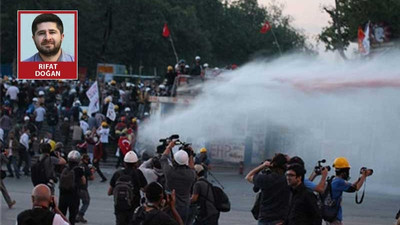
[
  {"x1": 160, "y1": 141, "x2": 196, "y2": 225},
  {"x1": 191, "y1": 56, "x2": 203, "y2": 76},
  {"x1": 58, "y1": 150, "x2": 86, "y2": 225},
  {"x1": 108, "y1": 151, "x2": 147, "y2": 225}
]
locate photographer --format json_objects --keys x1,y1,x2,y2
[
  {"x1": 288, "y1": 156, "x2": 328, "y2": 194},
  {"x1": 17, "y1": 184, "x2": 69, "y2": 225},
  {"x1": 328, "y1": 157, "x2": 372, "y2": 225},
  {"x1": 160, "y1": 140, "x2": 196, "y2": 225},
  {"x1": 245, "y1": 153, "x2": 290, "y2": 225},
  {"x1": 131, "y1": 182, "x2": 184, "y2": 225}
]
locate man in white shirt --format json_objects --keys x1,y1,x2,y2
[
  {"x1": 16, "y1": 184, "x2": 69, "y2": 225},
  {"x1": 5, "y1": 82, "x2": 19, "y2": 101},
  {"x1": 97, "y1": 122, "x2": 110, "y2": 162},
  {"x1": 34, "y1": 103, "x2": 46, "y2": 133},
  {"x1": 5, "y1": 81, "x2": 19, "y2": 110},
  {"x1": 19, "y1": 127, "x2": 31, "y2": 176}
]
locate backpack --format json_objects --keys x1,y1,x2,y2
[
  {"x1": 31, "y1": 156, "x2": 50, "y2": 186},
  {"x1": 59, "y1": 166, "x2": 76, "y2": 191},
  {"x1": 319, "y1": 176, "x2": 341, "y2": 222},
  {"x1": 113, "y1": 170, "x2": 135, "y2": 211},
  {"x1": 203, "y1": 179, "x2": 231, "y2": 212}
]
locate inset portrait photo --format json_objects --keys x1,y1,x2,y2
[{"x1": 18, "y1": 10, "x2": 78, "y2": 80}]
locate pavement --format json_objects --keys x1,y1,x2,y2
[{"x1": 1, "y1": 168, "x2": 399, "y2": 225}]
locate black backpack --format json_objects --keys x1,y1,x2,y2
[
  {"x1": 31, "y1": 156, "x2": 50, "y2": 186},
  {"x1": 202, "y1": 179, "x2": 231, "y2": 212},
  {"x1": 319, "y1": 176, "x2": 341, "y2": 222},
  {"x1": 113, "y1": 170, "x2": 136, "y2": 211},
  {"x1": 59, "y1": 165, "x2": 77, "y2": 191}
]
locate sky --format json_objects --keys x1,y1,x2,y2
[{"x1": 258, "y1": 0, "x2": 334, "y2": 44}]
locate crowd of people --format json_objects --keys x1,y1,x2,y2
[{"x1": 0, "y1": 73, "x2": 395, "y2": 225}]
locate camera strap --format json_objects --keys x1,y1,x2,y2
[{"x1": 355, "y1": 178, "x2": 366, "y2": 204}]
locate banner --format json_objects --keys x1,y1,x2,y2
[
  {"x1": 87, "y1": 98, "x2": 99, "y2": 115},
  {"x1": 260, "y1": 21, "x2": 271, "y2": 34},
  {"x1": 86, "y1": 81, "x2": 99, "y2": 101},
  {"x1": 162, "y1": 23, "x2": 170, "y2": 38},
  {"x1": 107, "y1": 102, "x2": 116, "y2": 121}
]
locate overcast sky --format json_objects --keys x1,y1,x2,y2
[{"x1": 258, "y1": 0, "x2": 334, "y2": 41}]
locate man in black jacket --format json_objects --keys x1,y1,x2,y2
[
  {"x1": 17, "y1": 184, "x2": 68, "y2": 225},
  {"x1": 285, "y1": 164, "x2": 322, "y2": 225},
  {"x1": 245, "y1": 153, "x2": 290, "y2": 225}
]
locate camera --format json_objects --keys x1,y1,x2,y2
[
  {"x1": 175, "y1": 140, "x2": 195, "y2": 157},
  {"x1": 360, "y1": 167, "x2": 373, "y2": 176},
  {"x1": 159, "y1": 134, "x2": 179, "y2": 146},
  {"x1": 314, "y1": 159, "x2": 331, "y2": 175}
]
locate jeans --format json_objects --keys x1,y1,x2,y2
[
  {"x1": 0, "y1": 179, "x2": 13, "y2": 207},
  {"x1": 6, "y1": 155, "x2": 20, "y2": 178},
  {"x1": 78, "y1": 189, "x2": 90, "y2": 216},
  {"x1": 176, "y1": 205, "x2": 190, "y2": 225}
]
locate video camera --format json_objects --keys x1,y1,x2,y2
[
  {"x1": 157, "y1": 134, "x2": 180, "y2": 154},
  {"x1": 175, "y1": 140, "x2": 195, "y2": 157},
  {"x1": 360, "y1": 167, "x2": 374, "y2": 176},
  {"x1": 314, "y1": 159, "x2": 331, "y2": 175}
]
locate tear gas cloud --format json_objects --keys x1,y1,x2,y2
[{"x1": 140, "y1": 51, "x2": 400, "y2": 195}]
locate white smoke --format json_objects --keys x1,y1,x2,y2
[{"x1": 139, "y1": 51, "x2": 400, "y2": 195}]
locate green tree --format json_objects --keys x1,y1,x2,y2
[{"x1": 319, "y1": 0, "x2": 400, "y2": 59}]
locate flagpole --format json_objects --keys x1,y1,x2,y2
[
  {"x1": 270, "y1": 28, "x2": 282, "y2": 56},
  {"x1": 169, "y1": 35, "x2": 179, "y2": 64}
]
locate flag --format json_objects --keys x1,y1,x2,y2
[
  {"x1": 260, "y1": 21, "x2": 271, "y2": 34},
  {"x1": 86, "y1": 82, "x2": 99, "y2": 115},
  {"x1": 162, "y1": 23, "x2": 170, "y2": 37},
  {"x1": 107, "y1": 102, "x2": 116, "y2": 121},
  {"x1": 358, "y1": 23, "x2": 370, "y2": 55}
]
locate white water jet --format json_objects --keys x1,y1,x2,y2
[{"x1": 140, "y1": 51, "x2": 400, "y2": 195}]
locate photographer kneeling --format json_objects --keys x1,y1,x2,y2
[
  {"x1": 160, "y1": 140, "x2": 196, "y2": 225},
  {"x1": 328, "y1": 157, "x2": 372, "y2": 225}
]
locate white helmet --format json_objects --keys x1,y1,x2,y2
[
  {"x1": 74, "y1": 100, "x2": 81, "y2": 106},
  {"x1": 38, "y1": 91, "x2": 45, "y2": 96},
  {"x1": 85, "y1": 130, "x2": 92, "y2": 136},
  {"x1": 24, "y1": 116, "x2": 30, "y2": 121},
  {"x1": 174, "y1": 150, "x2": 189, "y2": 166},
  {"x1": 185, "y1": 65, "x2": 190, "y2": 69},
  {"x1": 125, "y1": 107, "x2": 131, "y2": 112},
  {"x1": 124, "y1": 151, "x2": 138, "y2": 163},
  {"x1": 195, "y1": 56, "x2": 201, "y2": 61},
  {"x1": 68, "y1": 150, "x2": 81, "y2": 162},
  {"x1": 203, "y1": 63, "x2": 209, "y2": 68},
  {"x1": 32, "y1": 97, "x2": 38, "y2": 102}
]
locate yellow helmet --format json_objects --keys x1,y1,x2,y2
[
  {"x1": 83, "y1": 109, "x2": 87, "y2": 114},
  {"x1": 101, "y1": 122, "x2": 108, "y2": 127},
  {"x1": 200, "y1": 148, "x2": 207, "y2": 153},
  {"x1": 114, "y1": 105, "x2": 119, "y2": 110},
  {"x1": 49, "y1": 87, "x2": 55, "y2": 92},
  {"x1": 167, "y1": 66, "x2": 173, "y2": 71},
  {"x1": 111, "y1": 80, "x2": 116, "y2": 85},
  {"x1": 333, "y1": 157, "x2": 350, "y2": 169},
  {"x1": 132, "y1": 118, "x2": 137, "y2": 123},
  {"x1": 49, "y1": 140, "x2": 56, "y2": 151}
]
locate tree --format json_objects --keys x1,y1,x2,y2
[{"x1": 319, "y1": 0, "x2": 400, "y2": 59}]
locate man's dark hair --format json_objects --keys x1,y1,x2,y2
[
  {"x1": 287, "y1": 163, "x2": 306, "y2": 182},
  {"x1": 32, "y1": 13, "x2": 64, "y2": 35},
  {"x1": 271, "y1": 153, "x2": 287, "y2": 169},
  {"x1": 39, "y1": 143, "x2": 51, "y2": 154},
  {"x1": 145, "y1": 182, "x2": 163, "y2": 203},
  {"x1": 288, "y1": 156, "x2": 305, "y2": 167}
]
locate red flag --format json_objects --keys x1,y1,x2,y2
[
  {"x1": 260, "y1": 21, "x2": 271, "y2": 34},
  {"x1": 162, "y1": 23, "x2": 170, "y2": 37}
]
